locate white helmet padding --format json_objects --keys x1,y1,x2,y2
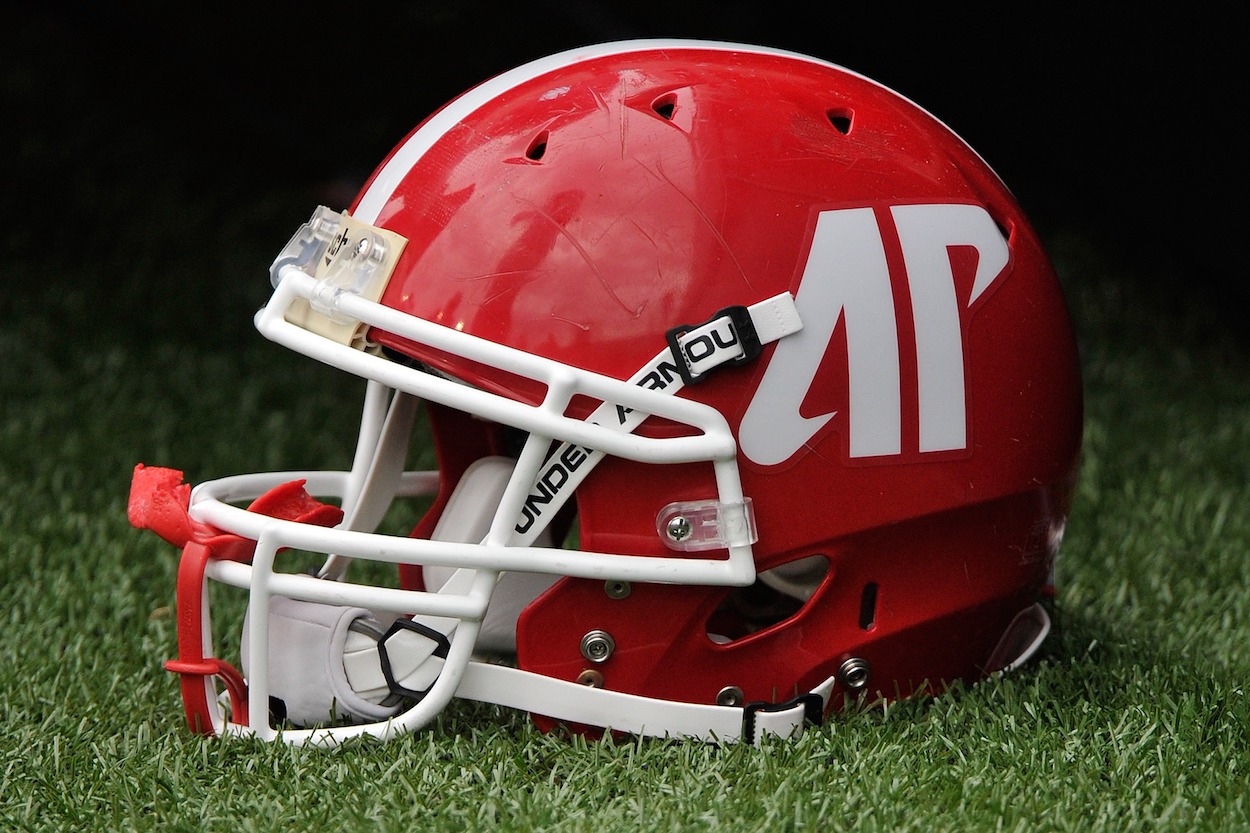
[
  {"x1": 242, "y1": 455, "x2": 558, "y2": 726},
  {"x1": 421, "y1": 456, "x2": 560, "y2": 654}
]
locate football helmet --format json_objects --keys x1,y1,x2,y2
[{"x1": 129, "y1": 39, "x2": 1082, "y2": 746}]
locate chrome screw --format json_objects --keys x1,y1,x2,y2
[
  {"x1": 716, "y1": 686, "x2": 744, "y2": 707},
  {"x1": 838, "y1": 657, "x2": 871, "y2": 690},
  {"x1": 666, "y1": 516, "x2": 692, "y2": 542},
  {"x1": 580, "y1": 629, "x2": 616, "y2": 664}
]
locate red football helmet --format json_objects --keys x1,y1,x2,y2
[{"x1": 130, "y1": 39, "x2": 1081, "y2": 745}]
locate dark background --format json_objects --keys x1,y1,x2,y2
[{"x1": 6, "y1": 3, "x2": 1240, "y2": 338}]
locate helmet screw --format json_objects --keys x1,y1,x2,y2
[
  {"x1": 716, "y1": 686, "x2": 745, "y2": 707},
  {"x1": 577, "y1": 669, "x2": 604, "y2": 688},
  {"x1": 838, "y1": 657, "x2": 871, "y2": 690},
  {"x1": 666, "y1": 516, "x2": 693, "y2": 542},
  {"x1": 604, "y1": 580, "x2": 631, "y2": 600},
  {"x1": 580, "y1": 629, "x2": 616, "y2": 664}
]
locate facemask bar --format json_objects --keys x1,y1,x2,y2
[
  {"x1": 179, "y1": 288, "x2": 757, "y2": 741},
  {"x1": 318, "y1": 381, "x2": 419, "y2": 582},
  {"x1": 262, "y1": 268, "x2": 743, "y2": 464},
  {"x1": 244, "y1": 265, "x2": 760, "y2": 584},
  {"x1": 259, "y1": 206, "x2": 787, "y2": 578},
  {"x1": 234, "y1": 528, "x2": 494, "y2": 744},
  {"x1": 186, "y1": 383, "x2": 742, "y2": 743},
  {"x1": 173, "y1": 206, "x2": 809, "y2": 741}
]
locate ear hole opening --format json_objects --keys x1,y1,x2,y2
[
  {"x1": 826, "y1": 107, "x2": 853, "y2": 135},
  {"x1": 858, "y1": 582, "x2": 878, "y2": 631},
  {"x1": 651, "y1": 93, "x2": 678, "y2": 121},
  {"x1": 525, "y1": 131, "x2": 549, "y2": 161},
  {"x1": 705, "y1": 556, "x2": 830, "y2": 644}
]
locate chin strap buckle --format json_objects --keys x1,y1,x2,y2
[
  {"x1": 377, "y1": 618, "x2": 452, "y2": 704},
  {"x1": 666, "y1": 305, "x2": 761, "y2": 384},
  {"x1": 741, "y1": 691, "x2": 826, "y2": 745},
  {"x1": 665, "y1": 293, "x2": 802, "y2": 385},
  {"x1": 449, "y1": 662, "x2": 835, "y2": 745}
]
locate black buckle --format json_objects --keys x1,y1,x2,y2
[
  {"x1": 741, "y1": 692, "x2": 825, "y2": 744},
  {"x1": 376, "y1": 618, "x2": 451, "y2": 704},
  {"x1": 665, "y1": 305, "x2": 761, "y2": 385}
]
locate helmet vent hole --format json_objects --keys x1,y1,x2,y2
[
  {"x1": 826, "y1": 108, "x2": 853, "y2": 135},
  {"x1": 858, "y1": 582, "x2": 878, "y2": 631},
  {"x1": 993, "y1": 214, "x2": 1014, "y2": 243},
  {"x1": 651, "y1": 93, "x2": 678, "y2": 121},
  {"x1": 525, "y1": 131, "x2": 549, "y2": 161}
]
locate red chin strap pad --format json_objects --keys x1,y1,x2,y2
[
  {"x1": 245, "y1": 478, "x2": 346, "y2": 528},
  {"x1": 129, "y1": 464, "x2": 344, "y2": 735},
  {"x1": 128, "y1": 464, "x2": 345, "y2": 559},
  {"x1": 128, "y1": 464, "x2": 205, "y2": 550}
]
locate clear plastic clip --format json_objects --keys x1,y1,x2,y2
[
  {"x1": 269, "y1": 206, "x2": 408, "y2": 347},
  {"x1": 270, "y1": 205, "x2": 344, "y2": 289},
  {"x1": 656, "y1": 498, "x2": 758, "y2": 552}
]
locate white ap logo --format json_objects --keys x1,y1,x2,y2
[{"x1": 739, "y1": 203, "x2": 1010, "y2": 466}]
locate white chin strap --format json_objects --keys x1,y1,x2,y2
[
  {"x1": 243, "y1": 454, "x2": 832, "y2": 743},
  {"x1": 240, "y1": 449, "x2": 1047, "y2": 742},
  {"x1": 249, "y1": 608, "x2": 833, "y2": 743}
]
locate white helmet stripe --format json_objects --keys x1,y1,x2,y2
[
  {"x1": 354, "y1": 40, "x2": 815, "y2": 223},
  {"x1": 353, "y1": 39, "x2": 999, "y2": 224}
]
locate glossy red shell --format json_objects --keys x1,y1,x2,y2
[{"x1": 360, "y1": 44, "x2": 1082, "y2": 714}]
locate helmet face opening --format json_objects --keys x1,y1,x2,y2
[{"x1": 130, "y1": 39, "x2": 1081, "y2": 746}]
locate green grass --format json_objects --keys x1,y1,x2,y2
[{"x1": 3, "y1": 223, "x2": 1248, "y2": 831}]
